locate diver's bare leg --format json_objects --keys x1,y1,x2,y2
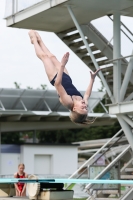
[
  {"x1": 35, "y1": 31, "x2": 70, "y2": 75},
  {"x1": 28, "y1": 30, "x2": 58, "y2": 81}
]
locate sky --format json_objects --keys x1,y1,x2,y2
[{"x1": 0, "y1": 0, "x2": 133, "y2": 91}]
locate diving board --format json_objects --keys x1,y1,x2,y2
[{"x1": 1, "y1": 178, "x2": 133, "y2": 184}]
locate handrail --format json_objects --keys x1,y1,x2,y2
[
  {"x1": 104, "y1": 54, "x2": 133, "y2": 64},
  {"x1": 68, "y1": 129, "x2": 123, "y2": 179},
  {"x1": 120, "y1": 187, "x2": 133, "y2": 200},
  {"x1": 108, "y1": 16, "x2": 133, "y2": 43},
  {"x1": 72, "y1": 133, "x2": 125, "y2": 181},
  {"x1": 5, "y1": 0, "x2": 45, "y2": 18},
  {"x1": 65, "y1": 129, "x2": 123, "y2": 190},
  {"x1": 88, "y1": 22, "x2": 128, "y2": 65},
  {"x1": 121, "y1": 21, "x2": 133, "y2": 37},
  {"x1": 85, "y1": 145, "x2": 130, "y2": 190}
]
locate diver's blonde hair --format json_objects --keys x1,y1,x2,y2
[{"x1": 69, "y1": 111, "x2": 96, "y2": 125}]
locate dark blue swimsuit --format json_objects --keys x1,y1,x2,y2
[{"x1": 50, "y1": 72, "x2": 83, "y2": 98}]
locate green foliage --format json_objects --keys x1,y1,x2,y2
[
  {"x1": 1, "y1": 132, "x2": 24, "y2": 144},
  {"x1": 14, "y1": 82, "x2": 21, "y2": 89},
  {"x1": 27, "y1": 86, "x2": 33, "y2": 89},
  {"x1": 40, "y1": 84, "x2": 47, "y2": 90},
  {"x1": 1, "y1": 121, "x2": 121, "y2": 144},
  {"x1": 38, "y1": 121, "x2": 120, "y2": 144},
  {"x1": 66, "y1": 183, "x2": 76, "y2": 190},
  {"x1": 14, "y1": 82, "x2": 47, "y2": 90}
]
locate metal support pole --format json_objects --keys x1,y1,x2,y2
[
  {"x1": 113, "y1": 13, "x2": 121, "y2": 102},
  {"x1": 117, "y1": 115, "x2": 133, "y2": 151},
  {"x1": 125, "y1": 92, "x2": 133, "y2": 101},
  {"x1": 121, "y1": 115, "x2": 133, "y2": 128},
  {"x1": 67, "y1": 5, "x2": 114, "y2": 103},
  {"x1": 120, "y1": 51, "x2": 133, "y2": 101},
  {"x1": 16, "y1": 0, "x2": 18, "y2": 13}
]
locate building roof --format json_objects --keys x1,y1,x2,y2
[{"x1": 0, "y1": 88, "x2": 116, "y2": 132}]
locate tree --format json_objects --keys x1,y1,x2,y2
[
  {"x1": 1, "y1": 132, "x2": 24, "y2": 144},
  {"x1": 40, "y1": 84, "x2": 47, "y2": 90},
  {"x1": 14, "y1": 82, "x2": 21, "y2": 89},
  {"x1": 27, "y1": 86, "x2": 33, "y2": 89}
]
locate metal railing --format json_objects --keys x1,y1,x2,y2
[
  {"x1": 68, "y1": 129, "x2": 123, "y2": 179},
  {"x1": 108, "y1": 15, "x2": 133, "y2": 43},
  {"x1": 65, "y1": 129, "x2": 132, "y2": 200},
  {"x1": 4, "y1": 0, "x2": 44, "y2": 18},
  {"x1": 65, "y1": 129, "x2": 126, "y2": 192}
]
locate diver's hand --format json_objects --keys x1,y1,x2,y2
[
  {"x1": 90, "y1": 68, "x2": 101, "y2": 80},
  {"x1": 61, "y1": 52, "x2": 69, "y2": 67}
]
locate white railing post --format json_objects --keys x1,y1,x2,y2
[
  {"x1": 120, "y1": 51, "x2": 133, "y2": 101},
  {"x1": 113, "y1": 12, "x2": 121, "y2": 103}
]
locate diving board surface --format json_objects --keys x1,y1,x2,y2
[{"x1": 0, "y1": 178, "x2": 133, "y2": 184}]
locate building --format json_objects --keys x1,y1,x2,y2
[{"x1": 0, "y1": 144, "x2": 78, "y2": 176}]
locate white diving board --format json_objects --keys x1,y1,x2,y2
[{"x1": 0, "y1": 178, "x2": 133, "y2": 184}]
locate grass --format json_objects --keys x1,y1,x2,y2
[
  {"x1": 67, "y1": 183, "x2": 76, "y2": 190},
  {"x1": 74, "y1": 199, "x2": 86, "y2": 200}
]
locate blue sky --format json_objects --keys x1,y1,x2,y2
[{"x1": 0, "y1": 0, "x2": 133, "y2": 91}]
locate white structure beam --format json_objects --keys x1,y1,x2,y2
[
  {"x1": 120, "y1": 51, "x2": 133, "y2": 101},
  {"x1": 20, "y1": 100, "x2": 27, "y2": 111},
  {"x1": 121, "y1": 115, "x2": 133, "y2": 128},
  {"x1": 125, "y1": 92, "x2": 133, "y2": 101},
  {"x1": 0, "y1": 101, "x2": 5, "y2": 111},
  {"x1": 113, "y1": 12, "x2": 121, "y2": 102},
  {"x1": 109, "y1": 101, "x2": 133, "y2": 115},
  {"x1": 12, "y1": 89, "x2": 26, "y2": 109},
  {"x1": 117, "y1": 116, "x2": 133, "y2": 150}
]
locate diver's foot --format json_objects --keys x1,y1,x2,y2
[
  {"x1": 28, "y1": 30, "x2": 37, "y2": 44},
  {"x1": 35, "y1": 31, "x2": 42, "y2": 43}
]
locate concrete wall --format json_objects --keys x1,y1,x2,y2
[
  {"x1": 1, "y1": 153, "x2": 20, "y2": 175},
  {"x1": 0, "y1": 145, "x2": 78, "y2": 176},
  {"x1": 20, "y1": 145, "x2": 78, "y2": 176}
]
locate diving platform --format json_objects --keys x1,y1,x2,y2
[{"x1": 4, "y1": 0, "x2": 133, "y2": 32}]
